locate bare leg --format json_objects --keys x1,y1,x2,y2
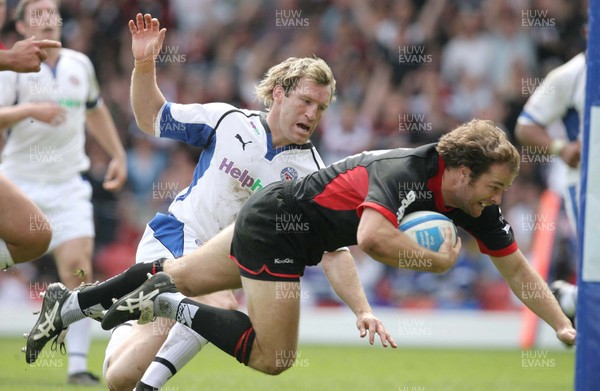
[
  {"x1": 0, "y1": 174, "x2": 51, "y2": 265},
  {"x1": 242, "y1": 277, "x2": 300, "y2": 375},
  {"x1": 105, "y1": 290, "x2": 238, "y2": 391},
  {"x1": 164, "y1": 224, "x2": 241, "y2": 296},
  {"x1": 53, "y1": 237, "x2": 94, "y2": 289},
  {"x1": 54, "y1": 237, "x2": 95, "y2": 377},
  {"x1": 152, "y1": 276, "x2": 301, "y2": 375}
]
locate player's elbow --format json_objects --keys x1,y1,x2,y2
[
  {"x1": 514, "y1": 123, "x2": 537, "y2": 146},
  {"x1": 133, "y1": 116, "x2": 155, "y2": 136},
  {"x1": 357, "y1": 232, "x2": 386, "y2": 259}
]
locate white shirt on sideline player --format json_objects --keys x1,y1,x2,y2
[{"x1": 0, "y1": 48, "x2": 99, "y2": 182}]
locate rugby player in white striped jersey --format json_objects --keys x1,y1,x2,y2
[{"x1": 26, "y1": 13, "x2": 391, "y2": 391}]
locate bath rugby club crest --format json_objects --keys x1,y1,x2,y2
[{"x1": 280, "y1": 167, "x2": 298, "y2": 181}]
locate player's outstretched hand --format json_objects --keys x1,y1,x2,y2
[
  {"x1": 556, "y1": 325, "x2": 576, "y2": 346},
  {"x1": 4, "y1": 37, "x2": 61, "y2": 73},
  {"x1": 129, "y1": 13, "x2": 166, "y2": 62},
  {"x1": 356, "y1": 311, "x2": 397, "y2": 348}
]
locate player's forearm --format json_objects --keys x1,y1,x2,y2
[
  {"x1": 0, "y1": 51, "x2": 13, "y2": 71},
  {"x1": 130, "y1": 59, "x2": 166, "y2": 135},
  {"x1": 514, "y1": 123, "x2": 553, "y2": 150},
  {"x1": 0, "y1": 104, "x2": 39, "y2": 129},
  {"x1": 359, "y1": 230, "x2": 449, "y2": 273},
  {"x1": 86, "y1": 104, "x2": 126, "y2": 160},
  {"x1": 505, "y1": 260, "x2": 573, "y2": 331},
  {"x1": 357, "y1": 208, "x2": 452, "y2": 272},
  {"x1": 321, "y1": 250, "x2": 372, "y2": 316}
]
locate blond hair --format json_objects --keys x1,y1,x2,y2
[
  {"x1": 255, "y1": 57, "x2": 336, "y2": 109},
  {"x1": 15, "y1": 0, "x2": 59, "y2": 21},
  {"x1": 436, "y1": 119, "x2": 520, "y2": 181}
]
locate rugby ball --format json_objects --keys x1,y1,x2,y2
[{"x1": 398, "y1": 211, "x2": 458, "y2": 251}]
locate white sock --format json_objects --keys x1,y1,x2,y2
[
  {"x1": 0, "y1": 239, "x2": 15, "y2": 269},
  {"x1": 60, "y1": 291, "x2": 87, "y2": 325},
  {"x1": 154, "y1": 292, "x2": 187, "y2": 319},
  {"x1": 140, "y1": 322, "x2": 208, "y2": 388},
  {"x1": 65, "y1": 317, "x2": 92, "y2": 375}
]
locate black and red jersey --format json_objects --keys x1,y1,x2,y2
[{"x1": 290, "y1": 143, "x2": 518, "y2": 264}]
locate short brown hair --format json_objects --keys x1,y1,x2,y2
[
  {"x1": 255, "y1": 57, "x2": 336, "y2": 109},
  {"x1": 436, "y1": 119, "x2": 520, "y2": 181}
]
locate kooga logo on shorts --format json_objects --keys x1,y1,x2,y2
[
  {"x1": 274, "y1": 258, "x2": 294, "y2": 264},
  {"x1": 219, "y1": 157, "x2": 264, "y2": 191}
]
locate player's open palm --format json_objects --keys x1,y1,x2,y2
[
  {"x1": 129, "y1": 13, "x2": 166, "y2": 62},
  {"x1": 356, "y1": 311, "x2": 398, "y2": 348}
]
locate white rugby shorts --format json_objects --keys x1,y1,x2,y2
[{"x1": 3, "y1": 174, "x2": 94, "y2": 250}]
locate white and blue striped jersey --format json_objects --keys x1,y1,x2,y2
[
  {"x1": 0, "y1": 48, "x2": 101, "y2": 181},
  {"x1": 143, "y1": 101, "x2": 325, "y2": 258},
  {"x1": 517, "y1": 52, "x2": 585, "y2": 143},
  {"x1": 517, "y1": 52, "x2": 585, "y2": 231}
]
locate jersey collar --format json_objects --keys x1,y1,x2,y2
[{"x1": 427, "y1": 155, "x2": 454, "y2": 212}]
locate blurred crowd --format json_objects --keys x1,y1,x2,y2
[{"x1": 0, "y1": 0, "x2": 586, "y2": 310}]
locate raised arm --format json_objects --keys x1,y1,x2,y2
[
  {"x1": 320, "y1": 249, "x2": 396, "y2": 348},
  {"x1": 129, "y1": 13, "x2": 167, "y2": 134}
]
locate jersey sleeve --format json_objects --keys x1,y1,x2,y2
[
  {"x1": 357, "y1": 159, "x2": 404, "y2": 227},
  {"x1": 154, "y1": 101, "x2": 235, "y2": 148},
  {"x1": 517, "y1": 59, "x2": 578, "y2": 127},
  {"x1": 0, "y1": 71, "x2": 18, "y2": 106},
  {"x1": 81, "y1": 53, "x2": 101, "y2": 110},
  {"x1": 461, "y1": 206, "x2": 518, "y2": 257}
]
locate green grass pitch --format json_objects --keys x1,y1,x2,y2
[{"x1": 0, "y1": 337, "x2": 574, "y2": 390}]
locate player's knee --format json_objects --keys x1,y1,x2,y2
[
  {"x1": 11, "y1": 228, "x2": 51, "y2": 263},
  {"x1": 251, "y1": 351, "x2": 295, "y2": 376},
  {"x1": 30, "y1": 229, "x2": 51, "y2": 259},
  {"x1": 259, "y1": 360, "x2": 292, "y2": 376},
  {"x1": 105, "y1": 362, "x2": 138, "y2": 391},
  {"x1": 104, "y1": 346, "x2": 143, "y2": 391}
]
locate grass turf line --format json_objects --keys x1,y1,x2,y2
[{"x1": 0, "y1": 338, "x2": 574, "y2": 391}]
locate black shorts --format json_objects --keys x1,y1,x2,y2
[{"x1": 230, "y1": 181, "x2": 310, "y2": 282}]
